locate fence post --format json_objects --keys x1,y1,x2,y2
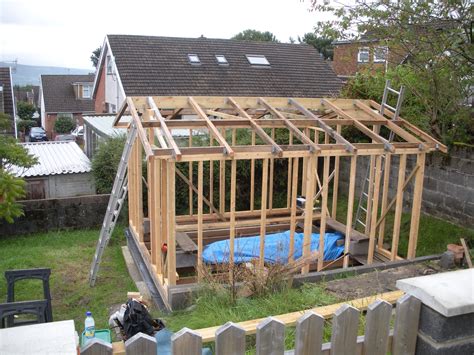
[
  {"x1": 124, "y1": 332, "x2": 156, "y2": 355},
  {"x1": 171, "y1": 327, "x2": 202, "y2": 355},
  {"x1": 256, "y1": 316, "x2": 285, "y2": 355},
  {"x1": 330, "y1": 304, "x2": 359, "y2": 354},
  {"x1": 294, "y1": 311, "x2": 324, "y2": 355},
  {"x1": 363, "y1": 300, "x2": 392, "y2": 355},
  {"x1": 397, "y1": 269, "x2": 474, "y2": 354},
  {"x1": 215, "y1": 321, "x2": 246, "y2": 355},
  {"x1": 80, "y1": 338, "x2": 112, "y2": 355}
]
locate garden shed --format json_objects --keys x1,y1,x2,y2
[{"x1": 112, "y1": 96, "x2": 446, "y2": 309}]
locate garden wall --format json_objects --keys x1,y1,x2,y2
[
  {"x1": 339, "y1": 147, "x2": 474, "y2": 229},
  {"x1": 0, "y1": 194, "x2": 110, "y2": 236}
]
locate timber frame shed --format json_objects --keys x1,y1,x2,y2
[{"x1": 115, "y1": 95, "x2": 446, "y2": 310}]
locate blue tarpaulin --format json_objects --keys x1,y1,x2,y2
[{"x1": 202, "y1": 230, "x2": 344, "y2": 264}]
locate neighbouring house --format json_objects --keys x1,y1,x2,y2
[
  {"x1": 92, "y1": 34, "x2": 343, "y2": 114},
  {"x1": 83, "y1": 114, "x2": 129, "y2": 158},
  {"x1": 14, "y1": 85, "x2": 40, "y2": 107},
  {"x1": 0, "y1": 66, "x2": 17, "y2": 136},
  {"x1": 40, "y1": 74, "x2": 95, "y2": 139},
  {"x1": 12, "y1": 141, "x2": 96, "y2": 199}
]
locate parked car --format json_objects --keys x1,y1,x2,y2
[
  {"x1": 54, "y1": 134, "x2": 76, "y2": 142},
  {"x1": 71, "y1": 125, "x2": 84, "y2": 139},
  {"x1": 29, "y1": 127, "x2": 48, "y2": 142}
]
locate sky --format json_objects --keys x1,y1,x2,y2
[{"x1": 1, "y1": 0, "x2": 322, "y2": 70}]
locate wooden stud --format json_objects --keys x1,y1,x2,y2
[
  {"x1": 365, "y1": 154, "x2": 376, "y2": 235},
  {"x1": 260, "y1": 159, "x2": 269, "y2": 269},
  {"x1": 367, "y1": 155, "x2": 383, "y2": 265},
  {"x1": 250, "y1": 132, "x2": 256, "y2": 211},
  {"x1": 391, "y1": 154, "x2": 407, "y2": 260},
  {"x1": 268, "y1": 129, "x2": 275, "y2": 211},
  {"x1": 331, "y1": 125, "x2": 341, "y2": 218},
  {"x1": 287, "y1": 132, "x2": 293, "y2": 208},
  {"x1": 209, "y1": 137, "x2": 214, "y2": 214},
  {"x1": 160, "y1": 160, "x2": 168, "y2": 282},
  {"x1": 197, "y1": 161, "x2": 203, "y2": 280},
  {"x1": 460, "y1": 238, "x2": 473, "y2": 268},
  {"x1": 188, "y1": 160, "x2": 193, "y2": 216},
  {"x1": 377, "y1": 153, "x2": 391, "y2": 248},
  {"x1": 343, "y1": 155, "x2": 357, "y2": 268},
  {"x1": 229, "y1": 159, "x2": 237, "y2": 269},
  {"x1": 302, "y1": 156, "x2": 317, "y2": 273},
  {"x1": 407, "y1": 153, "x2": 426, "y2": 259},
  {"x1": 289, "y1": 158, "x2": 299, "y2": 263},
  {"x1": 167, "y1": 162, "x2": 176, "y2": 285},
  {"x1": 318, "y1": 156, "x2": 330, "y2": 271}
]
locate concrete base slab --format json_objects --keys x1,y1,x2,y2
[{"x1": 396, "y1": 268, "x2": 474, "y2": 317}]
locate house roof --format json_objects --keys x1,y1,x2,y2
[
  {"x1": 41, "y1": 74, "x2": 95, "y2": 113},
  {"x1": 0, "y1": 67, "x2": 15, "y2": 119},
  {"x1": 105, "y1": 34, "x2": 343, "y2": 98},
  {"x1": 13, "y1": 141, "x2": 91, "y2": 177}
]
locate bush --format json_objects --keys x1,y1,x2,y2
[
  {"x1": 91, "y1": 135, "x2": 126, "y2": 194},
  {"x1": 17, "y1": 120, "x2": 37, "y2": 134},
  {"x1": 54, "y1": 115, "x2": 75, "y2": 134}
]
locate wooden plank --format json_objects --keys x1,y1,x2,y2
[
  {"x1": 167, "y1": 162, "x2": 176, "y2": 285},
  {"x1": 215, "y1": 322, "x2": 246, "y2": 355},
  {"x1": 331, "y1": 126, "x2": 341, "y2": 218},
  {"x1": 194, "y1": 290, "x2": 404, "y2": 343},
  {"x1": 391, "y1": 154, "x2": 407, "y2": 260},
  {"x1": 344, "y1": 156, "x2": 357, "y2": 268},
  {"x1": 294, "y1": 311, "x2": 324, "y2": 355},
  {"x1": 318, "y1": 156, "x2": 330, "y2": 271},
  {"x1": 287, "y1": 133, "x2": 293, "y2": 208},
  {"x1": 149, "y1": 158, "x2": 159, "y2": 266},
  {"x1": 160, "y1": 160, "x2": 168, "y2": 281},
  {"x1": 125, "y1": 333, "x2": 156, "y2": 355},
  {"x1": 460, "y1": 238, "x2": 473, "y2": 268},
  {"x1": 197, "y1": 161, "x2": 203, "y2": 280},
  {"x1": 326, "y1": 217, "x2": 368, "y2": 242},
  {"x1": 188, "y1": 160, "x2": 193, "y2": 216},
  {"x1": 258, "y1": 97, "x2": 321, "y2": 152},
  {"x1": 171, "y1": 328, "x2": 202, "y2": 355},
  {"x1": 256, "y1": 317, "x2": 285, "y2": 355},
  {"x1": 290, "y1": 98, "x2": 356, "y2": 153},
  {"x1": 229, "y1": 159, "x2": 237, "y2": 268},
  {"x1": 392, "y1": 294, "x2": 421, "y2": 355},
  {"x1": 377, "y1": 154, "x2": 391, "y2": 248},
  {"x1": 268, "y1": 129, "x2": 275, "y2": 211},
  {"x1": 127, "y1": 98, "x2": 154, "y2": 158},
  {"x1": 367, "y1": 155, "x2": 383, "y2": 265},
  {"x1": 330, "y1": 304, "x2": 359, "y2": 354},
  {"x1": 81, "y1": 338, "x2": 112, "y2": 355},
  {"x1": 227, "y1": 97, "x2": 283, "y2": 156},
  {"x1": 188, "y1": 96, "x2": 234, "y2": 156},
  {"x1": 147, "y1": 96, "x2": 182, "y2": 160},
  {"x1": 175, "y1": 232, "x2": 198, "y2": 253},
  {"x1": 260, "y1": 159, "x2": 269, "y2": 269},
  {"x1": 363, "y1": 300, "x2": 392, "y2": 355},
  {"x1": 289, "y1": 158, "x2": 299, "y2": 263},
  {"x1": 365, "y1": 155, "x2": 376, "y2": 235},
  {"x1": 407, "y1": 153, "x2": 426, "y2": 259},
  {"x1": 302, "y1": 156, "x2": 317, "y2": 273},
  {"x1": 250, "y1": 132, "x2": 256, "y2": 211}
]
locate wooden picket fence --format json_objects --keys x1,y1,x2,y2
[{"x1": 81, "y1": 294, "x2": 421, "y2": 355}]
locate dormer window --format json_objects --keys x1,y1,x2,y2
[
  {"x1": 83, "y1": 85, "x2": 91, "y2": 99},
  {"x1": 215, "y1": 55, "x2": 228, "y2": 65},
  {"x1": 188, "y1": 54, "x2": 201, "y2": 64},
  {"x1": 246, "y1": 55, "x2": 270, "y2": 66}
]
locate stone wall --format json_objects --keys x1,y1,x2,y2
[
  {"x1": 0, "y1": 194, "x2": 110, "y2": 236},
  {"x1": 339, "y1": 147, "x2": 474, "y2": 229}
]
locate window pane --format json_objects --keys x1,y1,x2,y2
[
  {"x1": 358, "y1": 48, "x2": 369, "y2": 63},
  {"x1": 215, "y1": 55, "x2": 228, "y2": 64},
  {"x1": 246, "y1": 55, "x2": 270, "y2": 65},
  {"x1": 188, "y1": 54, "x2": 200, "y2": 64},
  {"x1": 374, "y1": 47, "x2": 388, "y2": 62}
]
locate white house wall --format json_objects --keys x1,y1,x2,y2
[{"x1": 104, "y1": 43, "x2": 125, "y2": 113}]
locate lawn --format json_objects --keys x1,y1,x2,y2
[{"x1": 0, "y1": 227, "x2": 136, "y2": 332}]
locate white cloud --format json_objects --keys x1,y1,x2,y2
[{"x1": 1, "y1": 0, "x2": 322, "y2": 69}]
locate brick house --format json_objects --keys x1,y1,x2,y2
[
  {"x1": 40, "y1": 74, "x2": 95, "y2": 139},
  {"x1": 92, "y1": 34, "x2": 343, "y2": 114},
  {"x1": 0, "y1": 66, "x2": 17, "y2": 136}
]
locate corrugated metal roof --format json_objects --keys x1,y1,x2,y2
[
  {"x1": 83, "y1": 115, "x2": 130, "y2": 138},
  {"x1": 13, "y1": 141, "x2": 92, "y2": 177}
]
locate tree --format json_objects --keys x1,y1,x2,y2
[
  {"x1": 0, "y1": 113, "x2": 37, "y2": 223},
  {"x1": 90, "y1": 47, "x2": 101, "y2": 68},
  {"x1": 232, "y1": 29, "x2": 279, "y2": 42},
  {"x1": 298, "y1": 32, "x2": 334, "y2": 60},
  {"x1": 91, "y1": 135, "x2": 126, "y2": 194},
  {"x1": 17, "y1": 101, "x2": 36, "y2": 121},
  {"x1": 54, "y1": 115, "x2": 75, "y2": 134},
  {"x1": 311, "y1": 0, "x2": 473, "y2": 145}
]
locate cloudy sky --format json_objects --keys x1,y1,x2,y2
[{"x1": 1, "y1": 0, "x2": 322, "y2": 70}]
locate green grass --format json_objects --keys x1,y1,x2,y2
[
  {"x1": 0, "y1": 227, "x2": 136, "y2": 332},
  {"x1": 333, "y1": 194, "x2": 474, "y2": 257}
]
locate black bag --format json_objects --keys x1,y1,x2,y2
[{"x1": 123, "y1": 299, "x2": 164, "y2": 339}]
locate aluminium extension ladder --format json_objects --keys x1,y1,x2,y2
[
  {"x1": 353, "y1": 80, "x2": 405, "y2": 233},
  {"x1": 89, "y1": 122, "x2": 137, "y2": 287}
]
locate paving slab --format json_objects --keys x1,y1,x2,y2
[{"x1": 396, "y1": 268, "x2": 474, "y2": 317}]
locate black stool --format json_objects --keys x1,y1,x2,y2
[
  {"x1": 4, "y1": 268, "x2": 53, "y2": 326},
  {"x1": 0, "y1": 300, "x2": 48, "y2": 328}
]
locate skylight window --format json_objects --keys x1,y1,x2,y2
[
  {"x1": 215, "y1": 55, "x2": 228, "y2": 65},
  {"x1": 188, "y1": 54, "x2": 201, "y2": 64},
  {"x1": 246, "y1": 55, "x2": 270, "y2": 66}
]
